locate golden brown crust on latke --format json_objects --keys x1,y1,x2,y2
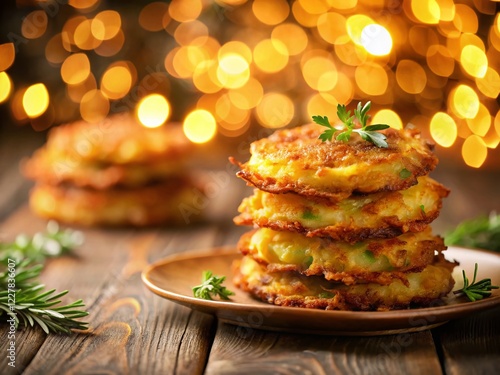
[
  {"x1": 22, "y1": 147, "x2": 186, "y2": 190},
  {"x1": 28, "y1": 179, "x2": 203, "y2": 227},
  {"x1": 238, "y1": 227, "x2": 445, "y2": 286},
  {"x1": 233, "y1": 255, "x2": 456, "y2": 311},
  {"x1": 231, "y1": 124, "x2": 437, "y2": 200},
  {"x1": 234, "y1": 176, "x2": 449, "y2": 243},
  {"x1": 24, "y1": 111, "x2": 191, "y2": 167}
]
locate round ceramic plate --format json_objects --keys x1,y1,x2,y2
[{"x1": 142, "y1": 246, "x2": 500, "y2": 336}]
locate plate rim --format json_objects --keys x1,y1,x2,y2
[{"x1": 141, "y1": 245, "x2": 500, "y2": 334}]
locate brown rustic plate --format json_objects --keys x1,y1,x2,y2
[{"x1": 142, "y1": 246, "x2": 500, "y2": 336}]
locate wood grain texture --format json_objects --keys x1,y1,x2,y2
[
  {"x1": 0, "y1": 206, "x2": 222, "y2": 375},
  {"x1": 205, "y1": 322, "x2": 443, "y2": 375},
  {"x1": 436, "y1": 306, "x2": 500, "y2": 375}
]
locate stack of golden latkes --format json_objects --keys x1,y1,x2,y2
[
  {"x1": 231, "y1": 123, "x2": 457, "y2": 311},
  {"x1": 23, "y1": 113, "x2": 202, "y2": 227}
]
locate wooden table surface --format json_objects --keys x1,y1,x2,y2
[{"x1": 1, "y1": 129, "x2": 499, "y2": 375}]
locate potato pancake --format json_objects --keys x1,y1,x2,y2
[
  {"x1": 232, "y1": 124, "x2": 437, "y2": 201},
  {"x1": 29, "y1": 179, "x2": 202, "y2": 227},
  {"x1": 22, "y1": 148, "x2": 185, "y2": 190},
  {"x1": 238, "y1": 227, "x2": 445, "y2": 286},
  {"x1": 234, "y1": 176, "x2": 449, "y2": 242},
  {"x1": 233, "y1": 255, "x2": 456, "y2": 311},
  {"x1": 22, "y1": 113, "x2": 192, "y2": 189}
]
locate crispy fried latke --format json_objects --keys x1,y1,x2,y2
[
  {"x1": 29, "y1": 179, "x2": 203, "y2": 227},
  {"x1": 231, "y1": 124, "x2": 437, "y2": 201},
  {"x1": 238, "y1": 227, "x2": 446, "y2": 286},
  {"x1": 22, "y1": 113, "x2": 192, "y2": 189},
  {"x1": 233, "y1": 255, "x2": 457, "y2": 311},
  {"x1": 234, "y1": 176, "x2": 449, "y2": 243}
]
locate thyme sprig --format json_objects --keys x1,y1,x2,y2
[
  {"x1": 313, "y1": 101, "x2": 390, "y2": 148},
  {"x1": 453, "y1": 263, "x2": 499, "y2": 302},
  {"x1": 192, "y1": 271, "x2": 234, "y2": 301}
]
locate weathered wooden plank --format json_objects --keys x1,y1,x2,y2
[
  {"x1": 435, "y1": 306, "x2": 500, "y2": 375},
  {"x1": 205, "y1": 322, "x2": 444, "y2": 375},
  {"x1": 0, "y1": 205, "x2": 224, "y2": 374}
]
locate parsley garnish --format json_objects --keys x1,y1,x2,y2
[
  {"x1": 313, "y1": 101, "x2": 390, "y2": 148},
  {"x1": 192, "y1": 271, "x2": 234, "y2": 301},
  {"x1": 453, "y1": 263, "x2": 499, "y2": 302}
]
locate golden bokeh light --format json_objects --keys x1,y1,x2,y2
[
  {"x1": 317, "y1": 12, "x2": 347, "y2": 45},
  {"x1": 271, "y1": 23, "x2": 308, "y2": 56},
  {"x1": 360, "y1": 24, "x2": 393, "y2": 56},
  {"x1": 302, "y1": 55, "x2": 338, "y2": 92},
  {"x1": 45, "y1": 34, "x2": 70, "y2": 64},
  {"x1": 462, "y1": 135, "x2": 487, "y2": 168},
  {"x1": 61, "y1": 53, "x2": 91, "y2": 84},
  {"x1": 137, "y1": 94, "x2": 170, "y2": 128},
  {"x1": 430, "y1": 112, "x2": 457, "y2": 147},
  {"x1": 94, "y1": 29, "x2": 125, "y2": 57},
  {"x1": 355, "y1": 63, "x2": 388, "y2": 96},
  {"x1": 453, "y1": 4, "x2": 478, "y2": 33},
  {"x1": 476, "y1": 68, "x2": 500, "y2": 99},
  {"x1": 80, "y1": 89, "x2": 109, "y2": 123},
  {"x1": 101, "y1": 65, "x2": 132, "y2": 100},
  {"x1": 175, "y1": 20, "x2": 209, "y2": 47},
  {"x1": 346, "y1": 14, "x2": 375, "y2": 46},
  {"x1": 253, "y1": 39, "x2": 289, "y2": 74},
  {"x1": 23, "y1": 83, "x2": 49, "y2": 118},
  {"x1": 168, "y1": 0, "x2": 202, "y2": 22},
  {"x1": 74, "y1": 19, "x2": 101, "y2": 50},
  {"x1": 21, "y1": 10, "x2": 48, "y2": 39},
  {"x1": 0, "y1": 72, "x2": 12, "y2": 103},
  {"x1": 466, "y1": 104, "x2": 491, "y2": 137},
  {"x1": 138, "y1": 2, "x2": 169, "y2": 32},
  {"x1": 372, "y1": 109, "x2": 403, "y2": 130},
  {"x1": 460, "y1": 45, "x2": 488, "y2": 78},
  {"x1": 410, "y1": 0, "x2": 440, "y2": 25},
  {"x1": 396, "y1": 60, "x2": 427, "y2": 94},
  {"x1": 92, "y1": 10, "x2": 121, "y2": 41},
  {"x1": 0, "y1": 0, "x2": 498, "y2": 168},
  {"x1": 255, "y1": 93, "x2": 294, "y2": 129},
  {"x1": 183, "y1": 109, "x2": 217, "y2": 144},
  {"x1": 193, "y1": 60, "x2": 223, "y2": 94},
  {"x1": 69, "y1": 0, "x2": 100, "y2": 11},
  {"x1": 253, "y1": 0, "x2": 289, "y2": 26},
  {"x1": 66, "y1": 73, "x2": 97, "y2": 103},
  {"x1": 0, "y1": 43, "x2": 15, "y2": 72},
  {"x1": 449, "y1": 84, "x2": 480, "y2": 119},
  {"x1": 426, "y1": 45, "x2": 454, "y2": 77},
  {"x1": 292, "y1": 0, "x2": 320, "y2": 28},
  {"x1": 306, "y1": 93, "x2": 338, "y2": 124},
  {"x1": 217, "y1": 53, "x2": 250, "y2": 89},
  {"x1": 228, "y1": 78, "x2": 263, "y2": 110}
]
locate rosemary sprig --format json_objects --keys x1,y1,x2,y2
[
  {"x1": 313, "y1": 101, "x2": 390, "y2": 148},
  {"x1": 0, "y1": 220, "x2": 84, "y2": 263},
  {"x1": 192, "y1": 270, "x2": 234, "y2": 301},
  {"x1": 445, "y1": 211, "x2": 500, "y2": 252},
  {"x1": 453, "y1": 263, "x2": 499, "y2": 302},
  {"x1": 0, "y1": 222, "x2": 89, "y2": 334}
]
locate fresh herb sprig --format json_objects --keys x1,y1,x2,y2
[
  {"x1": 445, "y1": 211, "x2": 500, "y2": 252},
  {"x1": 192, "y1": 271, "x2": 234, "y2": 301},
  {"x1": 453, "y1": 263, "x2": 499, "y2": 302},
  {"x1": 313, "y1": 101, "x2": 390, "y2": 148},
  {"x1": 0, "y1": 222, "x2": 89, "y2": 334}
]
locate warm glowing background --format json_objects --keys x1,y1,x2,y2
[{"x1": 0, "y1": 0, "x2": 499, "y2": 168}]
